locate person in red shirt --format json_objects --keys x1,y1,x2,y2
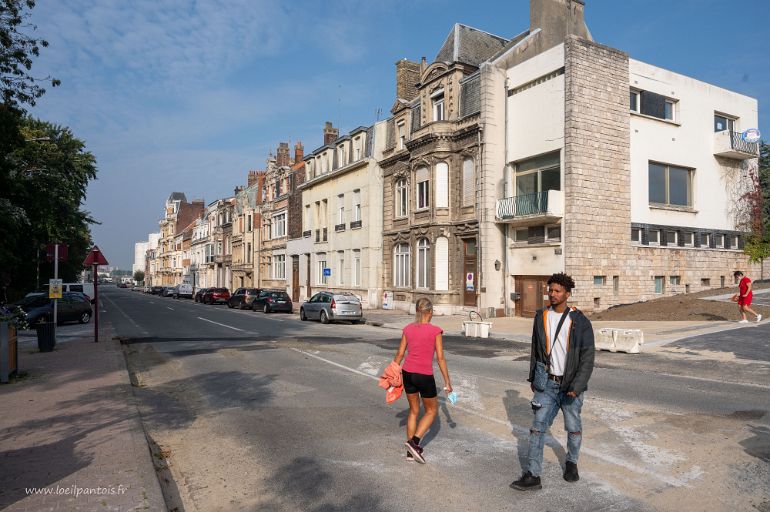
[
  {"x1": 393, "y1": 298, "x2": 452, "y2": 463},
  {"x1": 734, "y1": 271, "x2": 761, "y2": 323}
]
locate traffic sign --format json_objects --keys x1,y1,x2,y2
[
  {"x1": 323, "y1": 268, "x2": 331, "y2": 277},
  {"x1": 83, "y1": 246, "x2": 109, "y2": 266}
]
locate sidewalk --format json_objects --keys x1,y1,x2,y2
[
  {"x1": 363, "y1": 308, "x2": 755, "y2": 349},
  {"x1": 0, "y1": 325, "x2": 165, "y2": 512}
]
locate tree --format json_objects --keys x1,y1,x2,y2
[
  {"x1": 1, "y1": 0, "x2": 59, "y2": 109},
  {"x1": 1, "y1": 116, "x2": 98, "y2": 299},
  {"x1": 133, "y1": 270, "x2": 145, "y2": 283},
  {"x1": 741, "y1": 142, "x2": 770, "y2": 264}
]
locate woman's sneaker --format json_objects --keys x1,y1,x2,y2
[
  {"x1": 405, "y1": 451, "x2": 414, "y2": 462},
  {"x1": 405, "y1": 439, "x2": 425, "y2": 463}
]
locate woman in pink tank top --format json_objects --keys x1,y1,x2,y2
[{"x1": 393, "y1": 298, "x2": 452, "y2": 463}]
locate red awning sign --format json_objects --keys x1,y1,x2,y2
[{"x1": 83, "y1": 246, "x2": 109, "y2": 266}]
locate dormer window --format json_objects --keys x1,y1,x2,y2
[
  {"x1": 338, "y1": 145, "x2": 347, "y2": 167},
  {"x1": 397, "y1": 121, "x2": 406, "y2": 150},
  {"x1": 353, "y1": 136, "x2": 362, "y2": 161},
  {"x1": 432, "y1": 90, "x2": 445, "y2": 121}
]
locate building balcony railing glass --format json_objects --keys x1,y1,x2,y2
[
  {"x1": 495, "y1": 190, "x2": 564, "y2": 225},
  {"x1": 713, "y1": 130, "x2": 759, "y2": 160}
]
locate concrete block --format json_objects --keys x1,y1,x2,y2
[
  {"x1": 614, "y1": 329, "x2": 644, "y2": 353},
  {"x1": 595, "y1": 328, "x2": 616, "y2": 352}
]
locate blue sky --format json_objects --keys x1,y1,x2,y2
[{"x1": 28, "y1": 0, "x2": 769, "y2": 269}]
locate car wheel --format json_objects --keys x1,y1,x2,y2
[
  {"x1": 263, "y1": 304, "x2": 270, "y2": 314},
  {"x1": 206, "y1": 297, "x2": 211, "y2": 305},
  {"x1": 320, "y1": 310, "x2": 329, "y2": 324},
  {"x1": 300, "y1": 308, "x2": 307, "y2": 321},
  {"x1": 239, "y1": 301, "x2": 246, "y2": 310},
  {"x1": 79, "y1": 312, "x2": 91, "y2": 324},
  {"x1": 227, "y1": 301, "x2": 234, "y2": 308}
]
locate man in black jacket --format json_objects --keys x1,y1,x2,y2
[{"x1": 511, "y1": 272, "x2": 595, "y2": 491}]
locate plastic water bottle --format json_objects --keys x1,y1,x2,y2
[{"x1": 445, "y1": 388, "x2": 457, "y2": 405}]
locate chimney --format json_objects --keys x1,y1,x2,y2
[
  {"x1": 395, "y1": 58, "x2": 421, "y2": 101},
  {"x1": 294, "y1": 141, "x2": 304, "y2": 164},
  {"x1": 276, "y1": 142, "x2": 290, "y2": 167},
  {"x1": 530, "y1": 0, "x2": 591, "y2": 45},
  {"x1": 247, "y1": 170, "x2": 258, "y2": 187},
  {"x1": 323, "y1": 122, "x2": 339, "y2": 145}
]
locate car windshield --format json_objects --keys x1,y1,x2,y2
[
  {"x1": 269, "y1": 292, "x2": 289, "y2": 299},
  {"x1": 212, "y1": 288, "x2": 227, "y2": 293}
]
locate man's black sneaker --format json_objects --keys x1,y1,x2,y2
[
  {"x1": 510, "y1": 472, "x2": 542, "y2": 491},
  {"x1": 405, "y1": 439, "x2": 425, "y2": 464},
  {"x1": 564, "y1": 461, "x2": 579, "y2": 482}
]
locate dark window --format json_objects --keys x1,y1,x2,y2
[
  {"x1": 640, "y1": 90, "x2": 666, "y2": 119},
  {"x1": 649, "y1": 162, "x2": 692, "y2": 207}
]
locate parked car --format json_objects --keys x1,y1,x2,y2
[
  {"x1": 300, "y1": 291, "x2": 363, "y2": 324},
  {"x1": 202, "y1": 287, "x2": 230, "y2": 305},
  {"x1": 14, "y1": 292, "x2": 92, "y2": 326},
  {"x1": 228, "y1": 288, "x2": 261, "y2": 309},
  {"x1": 252, "y1": 290, "x2": 292, "y2": 313},
  {"x1": 32, "y1": 282, "x2": 94, "y2": 301},
  {"x1": 150, "y1": 286, "x2": 164, "y2": 295},
  {"x1": 117, "y1": 282, "x2": 128, "y2": 288},
  {"x1": 173, "y1": 283, "x2": 193, "y2": 299},
  {"x1": 161, "y1": 286, "x2": 175, "y2": 297},
  {"x1": 193, "y1": 287, "x2": 209, "y2": 303}
]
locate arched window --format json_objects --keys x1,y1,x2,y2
[
  {"x1": 416, "y1": 167, "x2": 429, "y2": 210},
  {"x1": 435, "y1": 237, "x2": 449, "y2": 290},
  {"x1": 393, "y1": 243, "x2": 411, "y2": 288},
  {"x1": 395, "y1": 178, "x2": 408, "y2": 218},
  {"x1": 417, "y1": 238, "x2": 431, "y2": 289},
  {"x1": 463, "y1": 157, "x2": 475, "y2": 206},
  {"x1": 435, "y1": 162, "x2": 449, "y2": 208}
]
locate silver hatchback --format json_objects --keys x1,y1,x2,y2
[{"x1": 300, "y1": 291, "x2": 363, "y2": 324}]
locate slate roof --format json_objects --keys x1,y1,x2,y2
[
  {"x1": 167, "y1": 192, "x2": 187, "y2": 203},
  {"x1": 434, "y1": 24, "x2": 510, "y2": 67}
]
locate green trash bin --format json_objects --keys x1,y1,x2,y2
[{"x1": 36, "y1": 322, "x2": 56, "y2": 352}]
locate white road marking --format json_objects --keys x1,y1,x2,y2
[
  {"x1": 101, "y1": 293, "x2": 149, "y2": 336},
  {"x1": 289, "y1": 347, "x2": 694, "y2": 488},
  {"x1": 197, "y1": 317, "x2": 245, "y2": 332},
  {"x1": 167, "y1": 306, "x2": 174, "y2": 311}
]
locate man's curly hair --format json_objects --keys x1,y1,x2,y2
[{"x1": 547, "y1": 272, "x2": 575, "y2": 292}]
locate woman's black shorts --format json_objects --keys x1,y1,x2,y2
[{"x1": 401, "y1": 369, "x2": 437, "y2": 398}]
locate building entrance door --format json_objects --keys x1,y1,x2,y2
[
  {"x1": 515, "y1": 276, "x2": 549, "y2": 318},
  {"x1": 291, "y1": 256, "x2": 300, "y2": 302},
  {"x1": 463, "y1": 239, "x2": 477, "y2": 307}
]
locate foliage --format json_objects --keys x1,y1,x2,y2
[
  {"x1": 0, "y1": 304, "x2": 29, "y2": 330},
  {"x1": 0, "y1": 116, "x2": 98, "y2": 301},
  {"x1": 742, "y1": 142, "x2": 770, "y2": 263},
  {"x1": 0, "y1": 0, "x2": 59, "y2": 109},
  {"x1": 133, "y1": 270, "x2": 145, "y2": 283}
]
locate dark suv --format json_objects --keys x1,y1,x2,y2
[
  {"x1": 252, "y1": 290, "x2": 293, "y2": 313},
  {"x1": 202, "y1": 287, "x2": 230, "y2": 304},
  {"x1": 228, "y1": 288, "x2": 261, "y2": 309},
  {"x1": 194, "y1": 287, "x2": 209, "y2": 303}
]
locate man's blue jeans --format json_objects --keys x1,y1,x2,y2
[{"x1": 526, "y1": 378, "x2": 584, "y2": 477}]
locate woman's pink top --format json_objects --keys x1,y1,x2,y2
[{"x1": 402, "y1": 322, "x2": 443, "y2": 375}]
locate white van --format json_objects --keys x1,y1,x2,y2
[{"x1": 173, "y1": 283, "x2": 193, "y2": 299}]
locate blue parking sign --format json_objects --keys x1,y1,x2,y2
[{"x1": 323, "y1": 268, "x2": 331, "y2": 277}]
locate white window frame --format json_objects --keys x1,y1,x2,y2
[
  {"x1": 715, "y1": 234, "x2": 725, "y2": 249},
  {"x1": 353, "y1": 189, "x2": 361, "y2": 222},
  {"x1": 337, "y1": 194, "x2": 345, "y2": 225},
  {"x1": 353, "y1": 136, "x2": 362, "y2": 161},
  {"x1": 664, "y1": 99, "x2": 676, "y2": 121},
  {"x1": 714, "y1": 113, "x2": 736, "y2": 133},
  {"x1": 416, "y1": 168, "x2": 430, "y2": 211},
  {"x1": 666, "y1": 230, "x2": 678, "y2": 246},
  {"x1": 593, "y1": 276, "x2": 606, "y2": 286},
  {"x1": 273, "y1": 254, "x2": 286, "y2": 280},
  {"x1": 545, "y1": 224, "x2": 561, "y2": 243},
  {"x1": 630, "y1": 89, "x2": 640, "y2": 113},
  {"x1": 432, "y1": 90, "x2": 445, "y2": 121},
  {"x1": 337, "y1": 251, "x2": 344, "y2": 286},
  {"x1": 397, "y1": 121, "x2": 406, "y2": 150},
  {"x1": 683, "y1": 232, "x2": 694, "y2": 247},
  {"x1": 338, "y1": 145, "x2": 347, "y2": 167},
  {"x1": 649, "y1": 229, "x2": 660, "y2": 246},
  {"x1": 352, "y1": 250, "x2": 361, "y2": 287},
  {"x1": 393, "y1": 243, "x2": 410, "y2": 288},
  {"x1": 416, "y1": 238, "x2": 430, "y2": 289},
  {"x1": 654, "y1": 276, "x2": 665, "y2": 294},
  {"x1": 669, "y1": 275, "x2": 681, "y2": 285},
  {"x1": 317, "y1": 255, "x2": 327, "y2": 285},
  {"x1": 273, "y1": 211, "x2": 287, "y2": 238},
  {"x1": 395, "y1": 179, "x2": 408, "y2": 218}
]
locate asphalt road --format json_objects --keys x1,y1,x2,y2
[{"x1": 100, "y1": 287, "x2": 770, "y2": 512}]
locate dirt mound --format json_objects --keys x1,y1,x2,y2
[{"x1": 589, "y1": 283, "x2": 770, "y2": 321}]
